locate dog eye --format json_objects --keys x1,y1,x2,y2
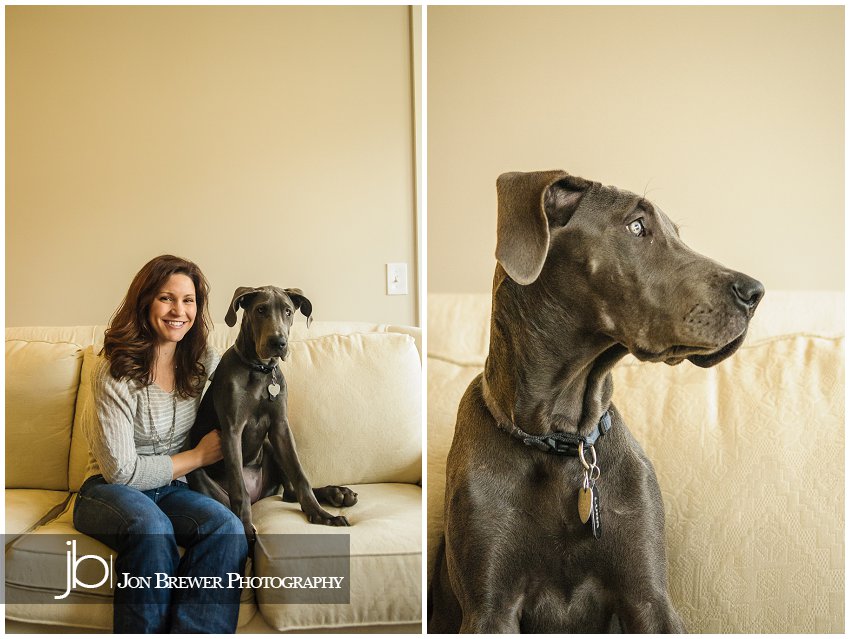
[
  {"x1": 628, "y1": 219, "x2": 646, "y2": 237},
  {"x1": 285, "y1": 308, "x2": 292, "y2": 317},
  {"x1": 257, "y1": 306, "x2": 267, "y2": 315}
]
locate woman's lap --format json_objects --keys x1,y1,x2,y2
[
  {"x1": 73, "y1": 475, "x2": 247, "y2": 633},
  {"x1": 74, "y1": 475, "x2": 243, "y2": 550}
]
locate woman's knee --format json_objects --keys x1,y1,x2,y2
[
  {"x1": 218, "y1": 508, "x2": 244, "y2": 536},
  {"x1": 201, "y1": 503, "x2": 246, "y2": 541},
  {"x1": 201, "y1": 504, "x2": 248, "y2": 557},
  {"x1": 175, "y1": 492, "x2": 244, "y2": 536}
]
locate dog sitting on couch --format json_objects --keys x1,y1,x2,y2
[{"x1": 188, "y1": 286, "x2": 357, "y2": 543}]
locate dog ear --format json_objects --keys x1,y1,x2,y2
[
  {"x1": 497, "y1": 170, "x2": 589, "y2": 285},
  {"x1": 544, "y1": 176, "x2": 591, "y2": 228},
  {"x1": 285, "y1": 288, "x2": 313, "y2": 328},
  {"x1": 225, "y1": 287, "x2": 259, "y2": 327}
]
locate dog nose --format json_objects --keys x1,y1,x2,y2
[
  {"x1": 731, "y1": 276, "x2": 765, "y2": 311},
  {"x1": 269, "y1": 336, "x2": 287, "y2": 352}
]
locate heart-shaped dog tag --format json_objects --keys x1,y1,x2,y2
[{"x1": 267, "y1": 382, "x2": 281, "y2": 399}]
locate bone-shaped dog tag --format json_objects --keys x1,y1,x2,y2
[
  {"x1": 590, "y1": 483, "x2": 602, "y2": 539},
  {"x1": 578, "y1": 486, "x2": 593, "y2": 524},
  {"x1": 267, "y1": 382, "x2": 281, "y2": 399}
]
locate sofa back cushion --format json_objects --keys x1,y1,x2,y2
[
  {"x1": 5, "y1": 339, "x2": 83, "y2": 490},
  {"x1": 68, "y1": 347, "x2": 99, "y2": 492},
  {"x1": 283, "y1": 332, "x2": 422, "y2": 486}
]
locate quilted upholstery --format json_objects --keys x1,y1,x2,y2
[{"x1": 427, "y1": 291, "x2": 844, "y2": 633}]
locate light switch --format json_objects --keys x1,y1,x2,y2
[{"x1": 386, "y1": 263, "x2": 408, "y2": 295}]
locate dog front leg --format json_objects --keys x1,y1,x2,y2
[
  {"x1": 219, "y1": 421, "x2": 255, "y2": 541},
  {"x1": 619, "y1": 593, "x2": 686, "y2": 633},
  {"x1": 459, "y1": 613, "x2": 520, "y2": 634},
  {"x1": 445, "y1": 528, "x2": 525, "y2": 632},
  {"x1": 268, "y1": 418, "x2": 349, "y2": 527},
  {"x1": 452, "y1": 582, "x2": 523, "y2": 633}
]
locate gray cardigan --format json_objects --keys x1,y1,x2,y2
[{"x1": 82, "y1": 348, "x2": 220, "y2": 490}]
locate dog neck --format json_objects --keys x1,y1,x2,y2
[
  {"x1": 234, "y1": 330, "x2": 278, "y2": 372},
  {"x1": 483, "y1": 269, "x2": 628, "y2": 438}
]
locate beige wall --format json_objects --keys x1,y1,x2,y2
[
  {"x1": 7, "y1": 6, "x2": 419, "y2": 327},
  {"x1": 428, "y1": 6, "x2": 844, "y2": 294}
]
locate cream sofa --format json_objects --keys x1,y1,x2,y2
[
  {"x1": 427, "y1": 291, "x2": 844, "y2": 633},
  {"x1": 5, "y1": 321, "x2": 422, "y2": 633}
]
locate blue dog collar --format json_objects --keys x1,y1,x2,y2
[{"x1": 497, "y1": 410, "x2": 612, "y2": 457}]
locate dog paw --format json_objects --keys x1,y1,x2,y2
[
  {"x1": 317, "y1": 485, "x2": 358, "y2": 507},
  {"x1": 243, "y1": 522, "x2": 258, "y2": 546},
  {"x1": 307, "y1": 511, "x2": 350, "y2": 527}
]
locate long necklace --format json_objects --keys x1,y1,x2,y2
[{"x1": 146, "y1": 385, "x2": 177, "y2": 454}]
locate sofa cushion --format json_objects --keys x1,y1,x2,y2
[
  {"x1": 4, "y1": 495, "x2": 256, "y2": 630},
  {"x1": 6, "y1": 339, "x2": 83, "y2": 490},
  {"x1": 250, "y1": 482, "x2": 421, "y2": 630},
  {"x1": 613, "y1": 333, "x2": 844, "y2": 633},
  {"x1": 4, "y1": 489, "x2": 70, "y2": 537},
  {"x1": 282, "y1": 333, "x2": 421, "y2": 486},
  {"x1": 68, "y1": 347, "x2": 98, "y2": 492}
]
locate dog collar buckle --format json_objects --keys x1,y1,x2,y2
[
  {"x1": 542, "y1": 436, "x2": 581, "y2": 456},
  {"x1": 501, "y1": 410, "x2": 612, "y2": 457}
]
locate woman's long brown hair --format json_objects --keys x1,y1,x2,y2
[{"x1": 102, "y1": 255, "x2": 212, "y2": 398}]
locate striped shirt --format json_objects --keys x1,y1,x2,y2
[{"x1": 83, "y1": 348, "x2": 220, "y2": 491}]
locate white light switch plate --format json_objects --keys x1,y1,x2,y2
[{"x1": 386, "y1": 263, "x2": 408, "y2": 295}]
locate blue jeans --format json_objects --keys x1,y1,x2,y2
[{"x1": 74, "y1": 475, "x2": 248, "y2": 634}]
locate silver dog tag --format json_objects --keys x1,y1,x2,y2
[{"x1": 267, "y1": 382, "x2": 281, "y2": 399}]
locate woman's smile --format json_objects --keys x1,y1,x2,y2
[{"x1": 148, "y1": 274, "x2": 197, "y2": 345}]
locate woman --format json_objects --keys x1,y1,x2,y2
[{"x1": 74, "y1": 255, "x2": 248, "y2": 633}]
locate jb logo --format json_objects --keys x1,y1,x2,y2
[{"x1": 55, "y1": 539, "x2": 114, "y2": 600}]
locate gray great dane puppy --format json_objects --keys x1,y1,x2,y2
[
  {"x1": 428, "y1": 171, "x2": 764, "y2": 633},
  {"x1": 188, "y1": 286, "x2": 357, "y2": 543}
]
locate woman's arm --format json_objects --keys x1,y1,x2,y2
[
  {"x1": 170, "y1": 345, "x2": 224, "y2": 478},
  {"x1": 90, "y1": 363, "x2": 225, "y2": 487},
  {"x1": 88, "y1": 359, "x2": 177, "y2": 490},
  {"x1": 170, "y1": 429, "x2": 223, "y2": 478}
]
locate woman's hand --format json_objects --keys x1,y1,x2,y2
[
  {"x1": 193, "y1": 429, "x2": 224, "y2": 466},
  {"x1": 170, "y1": 430, "x2": 224, "y2": 479}
]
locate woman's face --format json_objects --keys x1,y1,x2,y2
[{"x1": 147, "y1": 273, "x2": 197, "y2": 347}]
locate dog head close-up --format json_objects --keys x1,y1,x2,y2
[
  {"x1": 495, "y1": 170, "x2": 764, "y2": 368},
  {"x1": 225, "y1": 286, "x2": 313, "y2": 361}
]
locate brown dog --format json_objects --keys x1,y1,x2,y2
[{"x1": 429, "y1": 171, "x2": 763, "y2": 632}]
